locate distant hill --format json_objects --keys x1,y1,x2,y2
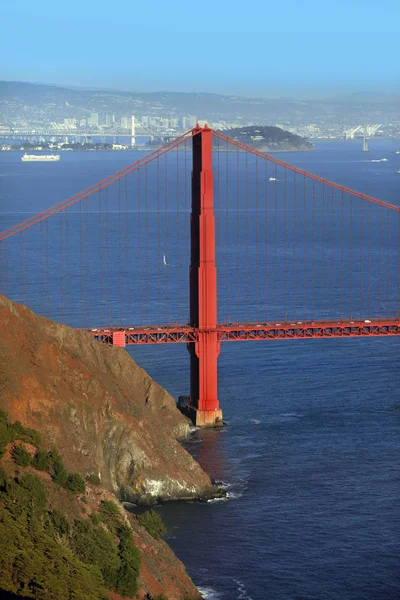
[{"x1": 221, "y1": 125, "x2": 313, "y2": 152}]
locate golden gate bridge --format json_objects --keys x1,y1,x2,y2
[{"x1": 1, "y1": 125, "x2": 400, "y2": 426}]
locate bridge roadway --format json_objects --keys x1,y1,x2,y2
[{"x1": 85, "y1": 318, "x2": 400, "y2": 346}]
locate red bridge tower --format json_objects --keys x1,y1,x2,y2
[{"x1": 186, "y1": 126, "x2": 223, "y2": 427}]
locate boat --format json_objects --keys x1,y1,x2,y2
[
  {"x1": 269, "y1": 177, "x2": 277, "y2": 182},
  {"x1": 21, "y1": 154, "x2": 60, "y2": 162},
  {"x1": 395, "y1": 170, "x2": 400, "y2": 175},
  {"x1": 394, "y1": 151, "x2": 400, "y2": 155}
]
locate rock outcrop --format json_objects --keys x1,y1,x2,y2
[{"x1": 0, "y1": 294, "x2": 217, "y2": 505}]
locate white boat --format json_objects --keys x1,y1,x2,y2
[
  {"x1": 21, "y1": 153, "x2": 60, "y2": 162},
  {"x1": 395, "y1": 170, "x2": 400, "y2": 175},
  {"x1": 269, "y1": 177, "x2": 277, "y2": 182}
]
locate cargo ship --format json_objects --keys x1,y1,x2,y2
[{"x1": 21, "y1": 154, "x2": 60, "y2": 162}]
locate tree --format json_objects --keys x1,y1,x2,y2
[
  {"x1": 31, "y1": 449, "x2": 51, "y2": 471},
  {"x1": 50, "y1": 452, "x2": 68, "y2": 486},
  {"x1": 65, "y1": 473, "x2": 86, "y2": 494},
  {"x1": 137, "y1": 509, "x2": 167, "y2": 539},
  {"x1": 11, "y1": 443, "x2": 31, "y2": 467}
]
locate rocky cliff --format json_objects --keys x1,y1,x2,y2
[{"x1": 0, "y1": 294, "x2": 217, "y2": 505}]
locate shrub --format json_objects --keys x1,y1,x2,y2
[
  {"x1": 136, "y1": 509, "x2": 167, "y2": 539},
  {"x1": 86, "y1": 473, "x2": 101, "y2": 485},
  {"x1": 50, "y1": 452, "x2": 68, "y2": 486},
  {"x1": 50, "y1": 509, "x2": 70, "y2": 536},
  {"x1": 115, "y1": 532, "x2": 141, "y2": 597},
  {"x1": 65, "y1": 473, "x2": 86, "y2": 494},
  {"x1": 90, "y1": 513, "x2": 101, "y2": 526},
  {"x1": 31, "y1": 449, "x2": 52, "y2": 471},
  {"x1": 11, "y1": 443, "x2": 31, "y2": 467},
  {"x1": 17, "y1": 473, "x2": 47, "y2": 515},
  {"x1": 99, "y1": 500, "x2": 121, "y2": 531},
  {"x1": 0, "y1": 466, "x2": 7, "y2": 488},
  {"x1": 11, "y1": 420, "x2": 41, "y2": 447}
]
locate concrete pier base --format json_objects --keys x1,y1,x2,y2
[
  {"x1": 187, "y1": 406, "x2": 224, "y2": 428},
  {"x1": 178, "y1": 396, "x2": 223, "y2": 428}
]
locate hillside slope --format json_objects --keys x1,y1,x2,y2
[{"x1": 0, "y1": 294, "x2": 217, "y2": 504}]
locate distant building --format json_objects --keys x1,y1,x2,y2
[
  {"x1": 87, "y1": 113, "x2": 99, "y2": 127},
  {"x1": 105, "y1": 113, "x2": 114, "y2": 126},
  {"x1": 141, "y1": 116, "x2": 149, "y2": 126},
  {"x1": 197, "y1": 120, "x2": 208, "y2": 127},
  {"x1": 188, "y1": 115, "x2": 197, "y2": 127},
  {"x1": 131, "y1": 115, "x2": 136, "y2": 147},
  {"x1": 121, "y1": 116, "x2": 130, "y2": 129},
  {"x1": 170, "y1": 118, "x2": 178, "y2": 128},
  {"x1": 79, "y1": 119, "x2": 87, "y2": 127}
]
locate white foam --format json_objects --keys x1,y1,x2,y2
[
  {"x1": 234, "y1": 578, "x2": 254, "y2": 600},
  {"x1": 207, "y1": 497, "x2": 228, "y2": 503},
  {"x1": 197, "y1": 586, "x2": 222, "y2": 599},
  {"x1": 250, "y1": 418, "x2": 261, "y2": 424}
]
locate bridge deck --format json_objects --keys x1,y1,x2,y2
[{"x1": 84, "y1": 319, "x2": 400, "y2": 346}]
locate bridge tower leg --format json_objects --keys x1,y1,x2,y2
[{"x1": 187, "y1": 126, "x2": 223, "y2": 427}]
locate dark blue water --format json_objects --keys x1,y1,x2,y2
[{"x1": 1, "y1": 140, "x2": 400, "y2": 599}]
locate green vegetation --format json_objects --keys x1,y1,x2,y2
[
  {"x1": 0, "y1": 412, "x2": 141, "y2": 599},
  {"x1": 137, "y1": 509, "x2": 167, "y2": 539},
  {"x1": 86, "y1": 473, "x2": 101, "y2": 485},
  {"x1": 65, "y1": 472, "x2": 85, "y2": 493},
  {"x1": 10, "y1": 444, "x2": 31, "y2": 467},
  {"x1": 0, "y1": 409, "x2": 41, "y2": 457},
  {"x1": 98, "y1": 499, "x2": 122, "y2": 532},
  {"x1": 31, "y1": 449, "x2": 52, "y2": 471}
]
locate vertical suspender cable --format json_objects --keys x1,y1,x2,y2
[
  {"x1": 79, "y1": 199, "x2": 83, "y2": 327},
  {"x1": 245, "y1": 151, "x2": 249, "y2": 321},
  {"x1": 145, "y1": 164, "x2": 149, "y2": 324},
  {"x1": 60, "y1": 213, "x2": 63, "y2": 321},
  {"x1": 98, "y1": 190, "x2": 103, "y2": 325},
  {"x1": 138, "y1": 169, "x2": 142, "y2": 324},
  {"x1": 65, "y1": 208, "x2": 69, "y2": 324},
  {"x1": 236, "y1": 147, "x2": 240, "y2": 322},
  {"x1": 283, "y1": 166, "x2": 287, "y2": 321},
  {"x1": 255, "y1": 155, "x2": 259, "y2": 323},
  {"x1": 293, "y1": 172, "x2": 297, "y2": 321},
  {"x1": 360, "y1": 197, "x2": 363, "y2": 319},
  {"x1": 274, "y1": 163, "x2": 278, "y2": 321},
  {"x1": 303, "y1": 177, "x2": 307, "y2": 319},
  {"x1": 226, "y1": 140, "x2": 229, "y2": 323},
  {"x1": 176, "y1": 146, "x2": 180, "y2": 324},
  {"x1": 330, "y1": 188, "x2": 334, "y2": 319},
  {"x1": 265, "y1": 158, "x2": 268, "y2": 322},
  {"x1": 125, "y1": 176, "x2": 129, "y2": 324},
  {"x1": 341, "y1": 191, "x2": 344, "y2": 319},
  {"x1": 157, "y1": 157, "x2": 161, "y2": 325},
  {"x1": 85, "y1": 196, "x2": 90, "y2": 327},
  {"x1": 165, "y1": 153, "x2": 169, "y2": 323},
  {"x1": 311, "y1": 180, "x2": 315, "y2": 320},
  {"x1": 349, "y1": 194, "x2": 353, "y2": 320},
  {"x1": 321, "y1": 184, "x2": 325, "y2": 318},
  {"x1": 105, "y1": 187, "x2": 110, "y2": 325},
  {"x1": 118, "y1": 178, "x2": 122, "y2": 325},
  {"x1": 386, "y1": 208, "x2": 390, "y2": 316}
]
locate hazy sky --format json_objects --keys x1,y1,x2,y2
[{"x1": 2, "y1": 0, "x2": 399, "y2": 96}]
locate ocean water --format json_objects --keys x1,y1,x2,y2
[{"x1": 1, "y1": 139, "x2": 400, "y2": 599}]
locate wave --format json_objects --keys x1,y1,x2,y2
[
  {"x1": 234, "y1": 578, "x2": 254, "y2": 600},
  {"x1": 197, "y1": 587, "x2": 223, "y2": 599},
  {"x1": 249, "y1": 418, "x2": 261, "y2": 424}
]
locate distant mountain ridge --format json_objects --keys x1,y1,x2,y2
[{"x1": 1, "y1": 80, "x2": 398, "y2": 126}]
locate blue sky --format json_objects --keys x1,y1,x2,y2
[{"x1": 2, "y1": 0, "x2": 399, "y2": 96}]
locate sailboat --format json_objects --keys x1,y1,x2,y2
[{"x1": 163, "y1": 254, "x2": 167, "y2": 266}]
